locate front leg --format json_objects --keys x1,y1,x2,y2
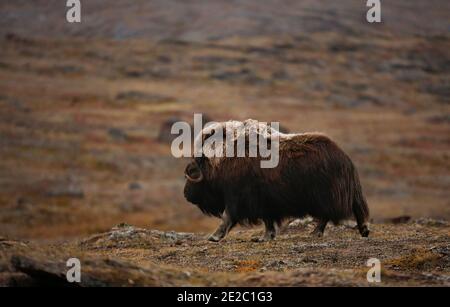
[
  {"x1": 208, "y1": 210, "x2": 235, "y2": 242},
  {"x1": 311, "y1": 219, "x2": 328, "y2": 238},
  {"x1": 252, "y1": 220, "x2": 276, "y2": 242}
]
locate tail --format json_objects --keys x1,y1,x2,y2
[{"x1": 352, "y1": 169, "x2": 370, "y2": 237}]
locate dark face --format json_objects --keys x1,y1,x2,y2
[
  {"x1": 183, "y1": 159, "x2": 226, "y2": 217},
  {"x1": 183, "y1": 160, "x2": 205, "y2": 205}
]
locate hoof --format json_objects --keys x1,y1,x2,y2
[
  {"x1": 359, "y1": 226, "x2": 370, "y2": 237},
  {"x1": 208, "y1": 235, "x2": 221, "y2": 242}
]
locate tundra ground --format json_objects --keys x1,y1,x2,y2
[{"x1": 1, "y1": 219, "x2": 449, "y2": 286}]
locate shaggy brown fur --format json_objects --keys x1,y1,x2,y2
[{"x1": 184, "y1": 122, "x2": 369, "y2": 242}]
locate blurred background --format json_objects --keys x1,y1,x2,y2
[{"x1": 0, "y1": 0, "x2": 448, "y2": 240}]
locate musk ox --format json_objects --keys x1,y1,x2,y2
[{"x1": 183, "y1": 119, "x2": 369, "y2": 242}]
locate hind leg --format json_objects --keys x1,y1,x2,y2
[
  {"x1": 356, "y1": 220, "x2": 370, "y2": 237},
  {"x1": 252, "y1": 220, "x2": 276, "y2": 242},
  {"x1": 311, "y1": 219, "x2": 328, "y2": 238},
  {"x1": 353, "y1": 209, "x2": 370, "y2": 237}
]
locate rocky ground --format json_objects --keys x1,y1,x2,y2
[{"x1": 1, "y1": 218, "x2": 449, "y2": 286}]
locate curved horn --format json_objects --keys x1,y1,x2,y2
[{"x1": 184, "y1": 162, "x2": 204, "y2": 183}]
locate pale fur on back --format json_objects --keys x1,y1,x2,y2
[{"x1": 193, "y1": 119, "x2": 292, "y2": 167}]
